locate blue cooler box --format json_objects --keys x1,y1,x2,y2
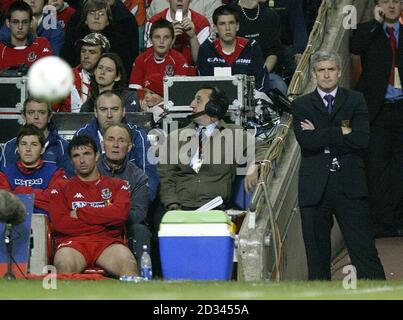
[{"x1": 159, "y1": 210, "x2": 235, "y2": 280}]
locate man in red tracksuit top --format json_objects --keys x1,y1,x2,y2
[
  {"x1": 0, "y1": 1, "x2": 52, "y2": 71},
  {"x1": 48, "y1": 135, "x2": 139, "y2": 277}
]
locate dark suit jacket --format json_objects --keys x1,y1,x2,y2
[
  {"x1": 350, "y1": 20, "x2": 403, "y2": 123},
  {"x1": 292, "y1": 87, "x2": 370, "y2": 207}
]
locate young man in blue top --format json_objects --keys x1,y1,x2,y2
[
  {"x1": 0, "y1": 124, "x2": 66, "y2": 215},
  {"x1": 1, "y1": 98, "x2": 73, "y2": 177}
]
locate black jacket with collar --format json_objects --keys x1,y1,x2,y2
[
  {"x1": 97, "y1": 155, "x2": 149, "y2": 225},
  {"x1": 292, "y1": 87, "x2": 370, "y2": 207}
]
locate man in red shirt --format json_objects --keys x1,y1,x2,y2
[
  {"x1": 145, "y1": 0, "x2": 210, "y2": 66},
  {"x1": 0, "y1": 1, "x2": 52, "y2": 71},
  {"x1": 55, "y1": 33, "x2": 110, "y2": 112},
  {"x1": 130, "y1": 18, "x2": 189, "y2": 90},
  {"x1": 49, "y1": 135, "x2": 138, "y2": 276}
]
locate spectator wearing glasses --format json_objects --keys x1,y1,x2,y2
[
  {"x1": 64, "y1": 0, "x2": 138, "y2": 73},
  {"x1": 0, "y1": 0, "x2": 65, "y2": 55},
  {"x1": 0, "y1": 1, "x2": 52, "y2": 71},
  {"x1": 61, "y1": 0, "x2": 136, "y2": 75}
]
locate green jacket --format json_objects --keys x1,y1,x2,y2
[{"x1": 158, "y1": 120, "x2": 269, "y2": 209}]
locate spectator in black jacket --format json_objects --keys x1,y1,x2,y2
[
  {"x1": 197, "y1": 5, "x2": 265, "y2": 90},
  {"x1": 229, "y1": 0, "x2": 287, "y2": 94},
  {"x1": 303, "y1": 0, "x2": 322, "y2": 33},
  {"x1": 61, "y1": 0, "x2": 136, "y2": 75},
  {"x1": 270, "y1": 0, "x2": 308, "y2": 83},
  {"x1": 66, "y1": 0, "x2": 138, "y2": 69}
]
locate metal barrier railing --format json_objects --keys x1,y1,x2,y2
[
  {"x1": 237, "y1": 0, "x2": 375, "y2": 281},
  {"x1": 242, "y1": 1, "x2": 335, "y2": 281}
]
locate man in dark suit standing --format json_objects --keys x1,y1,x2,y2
[
  {"x1": 350, "y1": 0, "x2": 403, "y2": 237},
  {"x1": 292, "y1": 50, "x2": 385, "y2": 280}
]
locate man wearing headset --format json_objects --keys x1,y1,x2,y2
[{"x1": 158, "y1": 85, "x2": 269, "y2": 211}]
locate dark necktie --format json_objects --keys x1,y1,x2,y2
[
  {"x1": 198, "y1": 127, "x2": 206, "y2": 160},
  {"x1": 387, "y1": 26, "x2": 397, "y2": 86},
  {"x1": 324, "y1": 94, "x2": 334, "y2": 114}
]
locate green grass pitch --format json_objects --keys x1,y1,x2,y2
[{"x1": 0, "y1": 279, "x2": 403, "y2": 300}]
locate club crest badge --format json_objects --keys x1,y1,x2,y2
[
  {"x1": 101, "y1": 188, "x2": 112, "y2": 200},
  {"x1": 27, "y1": 51, "x2": 37, "y2": 63},
  {"x1": 165, "y1": 65, "x2": 174, "y2": 77}
]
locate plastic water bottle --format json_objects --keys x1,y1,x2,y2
[{"x1": 140, "y1": 245, "x2": 152, "y2": 281}]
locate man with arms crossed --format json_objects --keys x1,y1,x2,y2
[
  {"x1": 49, "y1": 135, "x2": 138, "y2": 277},
  {"x1": 292, "y1": 50, "x2": 385, "y2": 280}
]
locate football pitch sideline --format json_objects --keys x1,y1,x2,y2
[{"x1": 0, "y1": 280, "x2": 403, "y2": 300}]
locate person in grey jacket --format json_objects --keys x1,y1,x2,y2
[{"x1": 97, "y1": 123, "x2": 151, "y2": 264}]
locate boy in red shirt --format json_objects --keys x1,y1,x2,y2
[
  {"x1": 130, "y1": 18, "x2": 189, "y2": 90},
  {"x1": 145, "y1": 0, "x2": 210, "y2": 66},
  {"x1": 48, "y1": 135, "x2": 139, "y2": 277},
  {"x1": 0, "y1": 1, "x2": 52, "y2": 71}
]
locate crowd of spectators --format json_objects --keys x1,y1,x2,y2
[{"x1": 0, "y1": 0, "x2": 328, "y2": 277}]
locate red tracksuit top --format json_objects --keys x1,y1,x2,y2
[
  {"x1": 48, "y1": 175, "x2": 130, "y2": 242},
  {"x1": 0, "y1": 36, "x2": 52, "y2": 71}
]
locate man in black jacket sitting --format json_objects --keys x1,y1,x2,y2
[{"x1": 97, "y1": 123, "x2": 151, "y2": 265}]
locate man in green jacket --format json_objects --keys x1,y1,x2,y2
[{"x1": 158, "y1": 85, "x2": 269, "y2": 211}]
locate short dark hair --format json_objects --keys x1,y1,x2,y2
[
  {"x1": 23, "y1": 97, "x2": 52, "y2": 115},
  {"x1": 16, "y1": 124, "x2": 46, "y2": 147},
  {"x1": 68, "y1": 135, "x2": 98, "y2": 158},
  {"x1": 6, "y1": 1, "x2": 33, "y2": 21},
  {"x1": 198, "y1": 84, "x2": 229, "y2": 119},
  {"x1": 94, "y1": 89, "x2": 124, "y2": 110},
  {"x1": 150, "y1": 18, "x2": 175, "y2": 39},
  {"x1": 212, "y1": 5, "x2": 239, "y2": 25},
  {"x1": 103, "y1": 123, "x2": 133, "y2": 142}
]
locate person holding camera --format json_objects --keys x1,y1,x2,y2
[{"x1": 144, "y1": 0, "x2": 210, "y2": 67}]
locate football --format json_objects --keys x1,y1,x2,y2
[{"x1": 27, "y1": 56, "x2": 74, "y2": 103}]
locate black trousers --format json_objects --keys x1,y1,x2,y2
[
  {"x1": 367, "y1": 100, "x2": 403, "y2": 230},
  {"x1": 300, "y1": 172, "x2": 385, "y2": 280}
]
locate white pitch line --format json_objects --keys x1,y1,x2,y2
[{"x1": 287, "y1": 285, "x2": 403, "y2": 299}]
